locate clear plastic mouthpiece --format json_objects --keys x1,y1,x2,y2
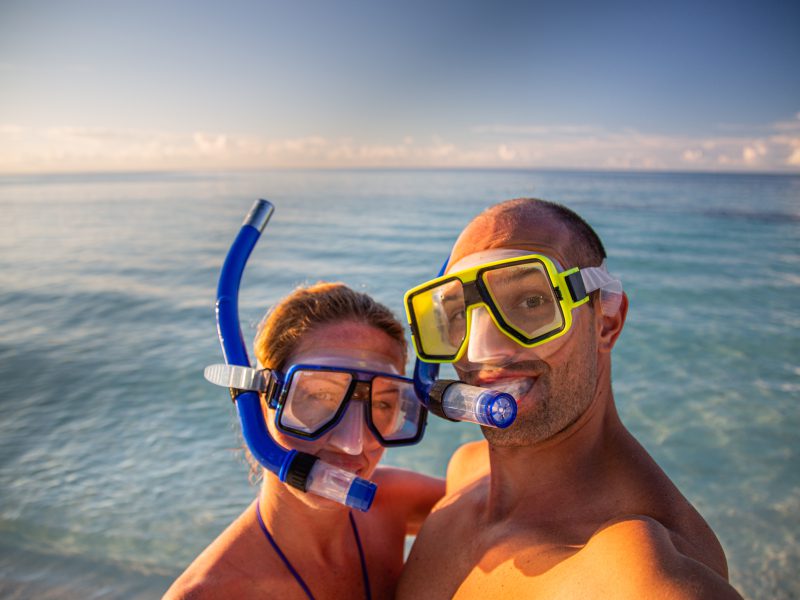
[
  {"x1": 305, "y1": 461, "x2": 377, "y2": 512},
  {"x1": 441, "y1": 383, "x2": 517, "y2": 429}
]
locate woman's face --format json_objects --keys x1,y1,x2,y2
[{"x1": 265, "y1": 320, "x2": 405, "y2": 506}]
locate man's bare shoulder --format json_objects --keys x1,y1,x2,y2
[
  {"x1": 446, "y1": 440, "x2": 489, "y2": 495},
  {"x1": 405, "y1": 442, "x2": 493, "y2": 565},
  {"x1": 573, "y1": 515, "x2": 743, "y2": 599},
  {"x1": 399, "y1": 477, "x2": 487, "y2": 600}
]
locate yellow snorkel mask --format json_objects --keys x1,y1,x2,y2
[{"x1": 404, "y1": 249, "x2": 622, "y2": 364}]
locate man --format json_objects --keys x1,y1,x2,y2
[{"x1": 397, "y1": 198, "x2": 741, "y2": 599}]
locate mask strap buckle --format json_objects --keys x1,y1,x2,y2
[{"x1": 564, "y1": 270, "x2": 587, "y2": 302}]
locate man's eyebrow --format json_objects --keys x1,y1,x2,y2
[
  {"x1": 441, "y1": 294, "x2": 462, "y2": 306},
  {"x1": 488, "y1": 265, "x2": 548, "y2": 286}
]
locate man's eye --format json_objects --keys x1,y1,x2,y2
[
  {"x1": 448, "y1": 308, "x2": 466, "y2": 323},
  {"x1": 511, "y1": 294, "x2": 550, "y2": 313},
  {"x1": 523, "y1": 295, "x2": 546, "y2": 308}
]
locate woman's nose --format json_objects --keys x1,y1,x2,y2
[{"x1": 328, "y1": 400, "x2": 365, "y2": 455}]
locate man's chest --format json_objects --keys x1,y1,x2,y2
[{"x1": 401, "y1": 519, "x2": 587, "y2": 599}]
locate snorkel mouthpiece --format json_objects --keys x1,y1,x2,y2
[
  {"x1": 427, "y1": 380, "x2": 516, "y2": 428},
  {"x1": 212, "y1": 199, "x2": 376, "y2": 512},
  {"x1": 305, "y1": 460, "x2": 376, "y2": 512},
  {"x1": 282, "y1": 452, "x2": 376, "y2": 512}
]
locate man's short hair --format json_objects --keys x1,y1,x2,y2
[{"x1": 487, "y1": 198, "x2": 607, "y2": 268}]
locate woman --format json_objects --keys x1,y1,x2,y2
[{"x1": 165, "y1": 282, "x2": 444, "y2": 599}]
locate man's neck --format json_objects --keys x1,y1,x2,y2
[{"x1": 484, "y1": 379, "x2": 623, "y2": 522}]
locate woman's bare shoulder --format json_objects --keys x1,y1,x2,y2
[{"x1": 162, "y1": 503, "x2": 265, "y2": 600}]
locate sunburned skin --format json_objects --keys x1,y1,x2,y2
[
  {"x1": 165, "y1": 321, "x2": 445, "y2": 600},
  {"x1": 397, "y1": 200, "x2": 743, "y2": 600}
]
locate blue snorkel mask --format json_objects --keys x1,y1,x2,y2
[
  {"x1": 207, "y1": 360, "x2": 427, "y2": 449},
  {"x1": 204, "y1": 199, "x2": 378, "y2": 511},
  {"x1": 411, "y1": 258, "x2": 518, "y2": 430}
]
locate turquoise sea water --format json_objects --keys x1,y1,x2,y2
[{"x1": 0, "y1": 169, "x2": 797, "y2": 599}]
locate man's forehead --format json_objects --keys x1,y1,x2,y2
[{"x1": 450, "y1": 210, "x2": 573, "y2": 266}]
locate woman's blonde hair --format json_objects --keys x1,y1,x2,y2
[{"x1": 254, "y1": 281, "x2": 406, "y2": 370}]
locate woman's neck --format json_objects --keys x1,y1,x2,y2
[{"x1": 257, "y1": 472, "x2": 356, "y2": 563}]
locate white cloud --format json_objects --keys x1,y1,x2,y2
[
  {"x1": 497, "y1": 144, "x2": 517, "y2": 161},
  {"x1": 1, "y1": 116, "x2": 799, "y2": 174},
  {"x1": 777, "y1": 135, "x2": 800, "y2": 166},
  {"x1": 473, "y1": 124, "x2": 601, "y2": 136},
  {"x1": 742, "y1": 142, "x2": 767, "y2": 164},
  {"x1": 772, "y1": 113, "x2": 800, "y2": 132},
  {"x1": 682, "y1": 149, "x2": 704, "y2": 162},
  {"x1": 0, "y1": 124, "x2": 25, "y2": 135},
  {"x1": 193, "y1": 132, "x2": 228, "y2": 155}
]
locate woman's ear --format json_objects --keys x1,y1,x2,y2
[{"x1": 597, "y1": 292, "x2": 628, "y2": 353}]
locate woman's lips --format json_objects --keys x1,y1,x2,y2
[{"x1": 318, "y1": 453, "x2": 367, "y2": 476}]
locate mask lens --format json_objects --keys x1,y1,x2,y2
[
  {"x1": 370, "y1": 377, "x2": 423, "y2": 441},
  {"x1": 280, "y1": 370, "x2": 352, "y2": 434},
  {"x1": 410, "y1": 278, "x2": 466, "y2": 358},
  {"x1": 482, "y1": 261, "x2": 564, "y2": 341}
]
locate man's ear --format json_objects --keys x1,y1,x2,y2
[{"x1": 597, "y1": 292, "x2": 628, "y2": 353}]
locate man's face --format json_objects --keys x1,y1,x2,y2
[{"x1": 449, "y1": 213, "x2": 600, "y2": 447}]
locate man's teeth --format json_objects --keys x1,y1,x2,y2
[{"x1": 483, "y1": 379, "x2": 534, "y2": 401}]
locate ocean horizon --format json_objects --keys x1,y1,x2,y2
[{"x1": 0, "y1": 168, "x2": 797, "y2": 599}]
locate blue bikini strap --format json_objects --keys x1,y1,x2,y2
[
  {"x1": 255, "y1": 498, "x2": 371, "y2": 600},
  {"x1": 349, "y1": 511, "x2": 371, "y2": 600}
]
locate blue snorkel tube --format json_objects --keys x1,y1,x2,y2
[
  {"x1": 213, "y1": 199, "x2": 376, "y2": 511},
  {"x1": 411, "y1": 261, "x2": 518, "y2": 430}
]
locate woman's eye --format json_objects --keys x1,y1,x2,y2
[{"x1": 302, "y1": 388, "x2": 341, "y2": 406}]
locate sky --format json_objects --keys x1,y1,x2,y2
[{"x1": 1, "y1": 0, "x2": 798, "y2": 174}]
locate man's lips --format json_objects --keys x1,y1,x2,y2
[
  {"x1": 484, "y1": 378, "x2": 535, "y2": 402},
  {"x1": 469, "y1": 373, "x2": 538, "y2": 402}
]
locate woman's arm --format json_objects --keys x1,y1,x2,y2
[{"x1": 373, "y1": 467, "x2": 445, "y2": 535}]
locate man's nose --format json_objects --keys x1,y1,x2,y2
[
  {"x1": 466, "y1": 305, "x2": 520, "y2": 365},
  {"x1": 328, "y1": 399, "x2": 365, "y2": 455}
]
